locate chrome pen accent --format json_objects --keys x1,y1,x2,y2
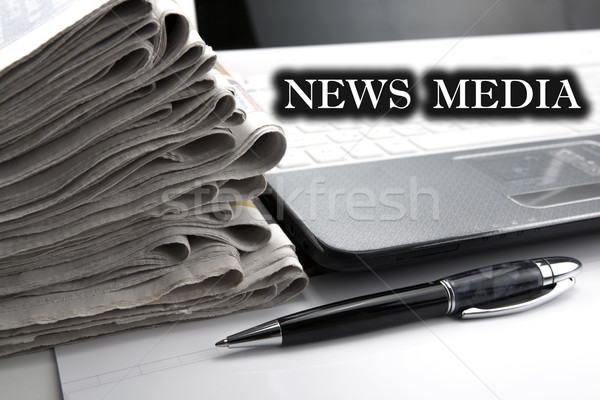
[
  {"x1": 215, "y1": 257, "x2": 582, "y2": 349},
  {"x1": 216, "y1": 320, "x2": 282, "y2": 348},
  {"x1": 533, "y1": 258, "x2": 555, "y2": 286},
  {"x1": 439, "y1": 279, "x2": 456, "y2": 314},
  {"x1": 541, "y1": 256, "x2": 582, "y2": 282}
]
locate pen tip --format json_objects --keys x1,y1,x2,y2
[{"x1": 215, "y1": 339, "x2": 229, "y2": 348}]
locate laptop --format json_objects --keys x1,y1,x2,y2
[{"x1": 215, "y1": 2, "x2": 600, "y2": 273}]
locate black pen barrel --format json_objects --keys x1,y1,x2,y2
[
  {"x1": 279, "y1": 283, "x2": 449, "y2": 346},
  {"x1": 217, "y1": 258, "x2": 581, "y2": 349}
]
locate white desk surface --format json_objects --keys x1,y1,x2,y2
[
  {"x1": 2, "y1": 31, "x2": 600, "y2": 400},
  {"x1": 1, "y1": 230, "x2": 598, "y2": 400}
]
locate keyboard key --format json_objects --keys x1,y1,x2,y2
[
  {"x1": 306, "y1": 144, "x2": 348, "y2": 163},
  {"x1": 360, "y1": 126, "x2": 397, "y2": 139},
  {"x1": 286, "y1": 134, "x2": 329, "y2": 148},
  {"x1": 454, "y1": 121, "x2": 492, "y2": 130},
  {"x1": 331, "y1": 120, "x2": 366, "y2": 130},
  {"x1": 297, "y1": 122, "x2": 331, "y2": 133},
  {"x1": 376, "y1": 137, "x2": 419, "y2": 155},
  {"x1": 422, "y1": 121, "x2": 459, "y2": 133},
  {"x1": 277, "y1": 149, "x2": 313, "y2": 169},
  {"x1": 327, "y1": 129, "x2": 364, "y2": 143},
  {"x1": 342, "y1": 141, "x2": 386, "y2": 159},
  {"x1": 363, "y1": 118, "x2": 393, "y2": 127},
  {"x1": 393, "y1": 123, "x2": 429, "y2": 136},
  {"x1": 360, "y1": 118, "x2": 380, "y2": 127},
  {"x1": 409, "y1": 123, "x2": 569, "y2": 151}
]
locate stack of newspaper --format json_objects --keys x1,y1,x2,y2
[{"x1": 0, "y1": 0, "x2": 307, "y2": 357}]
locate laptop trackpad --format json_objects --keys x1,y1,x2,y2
[
  {"x1": 457, "y1": 140, "x2": 600, "y2": 208},
  {"x1": 510, "y1": 183, "x2": 600, "y2": 208}
]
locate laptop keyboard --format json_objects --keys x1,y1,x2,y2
[{"x1": 235, "y1": 65, "x2": 600, "y2": 172}]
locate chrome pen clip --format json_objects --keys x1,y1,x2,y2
[{"x1": 461, "y1": 278, "x2": 576, "y2": 319}]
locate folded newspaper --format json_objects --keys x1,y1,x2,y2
[{"x1": 0, "y1": 0, "x2": 307, "y2": 357}]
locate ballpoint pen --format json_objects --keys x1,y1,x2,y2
[{"x1": 215, "y1": 257, "x2": 581, "y2": 348}]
